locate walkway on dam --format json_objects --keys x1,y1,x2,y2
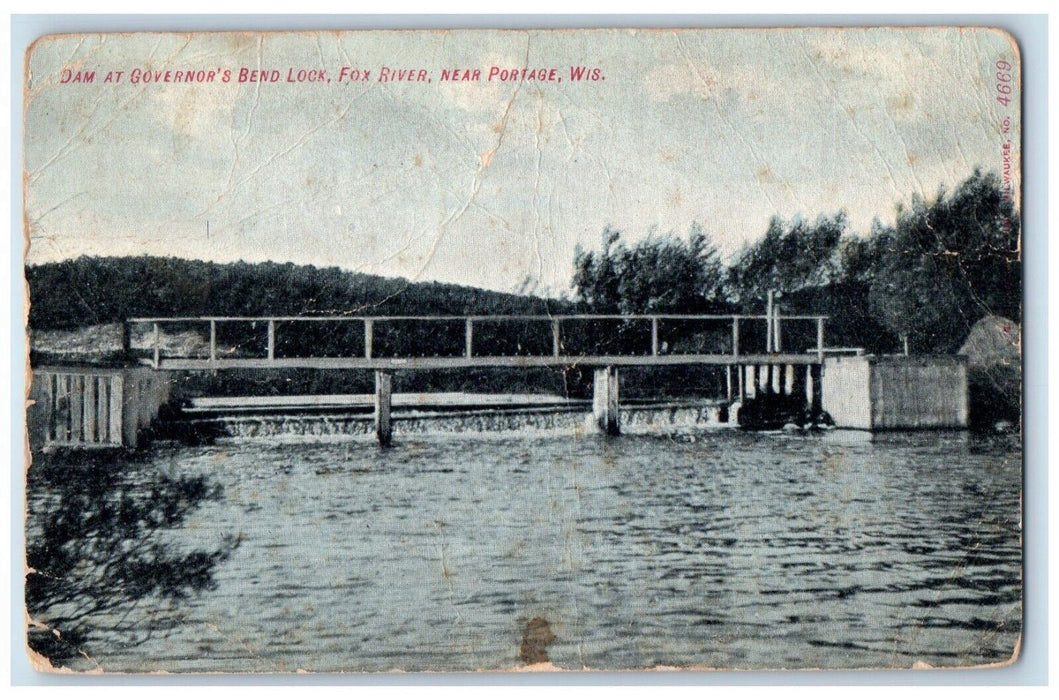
[
  {"x1": 123, "y1": 313, "x2": 828, "y2": 370},
  {"x1": 118, "y1": 313, "x2": 828, "y2": 445}
]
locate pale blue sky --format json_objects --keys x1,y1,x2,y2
[{"x1": 24, "y1": 27, "x2": 1020, "y2": 294}]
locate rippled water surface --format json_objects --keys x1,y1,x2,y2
[{"x1": 28, "y1": 429, "x2": 1021, "y2": 672}]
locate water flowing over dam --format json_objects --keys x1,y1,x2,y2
[{"x1": 173, "y1": 395, "x2": 730, "y2": 442}]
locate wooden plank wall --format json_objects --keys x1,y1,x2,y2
[
  {"x1": 823, "y1": 356, "x2": 968, "y2": 430},
  {"x1": 870, "y1": 357, "x2": 968, "y2": 429},
  {"x1": 28, "y1": 368, "x2": 170, "y2": 450}
]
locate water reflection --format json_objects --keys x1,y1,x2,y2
[{"x1": 26, "y1": 451, "x2": 238, "y2": 668}]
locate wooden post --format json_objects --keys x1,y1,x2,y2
[
  {"x1": 774, "y1": 307, "x2": 782, "y2": 353},
  {"x1": 44, "y1": 373, "x2": 56, "y2": 442},
  {"x1": 651, "y1": 317, "x2": 659, "y2": 356},
  {"x1": 746, "y1": 365, "x2": 757, "y2": 399},
  {"x1": 121, "y1": 322, "x2": 132, "y2": 357},
  {"x1": 97, "y1": 376, "x2": 109, "y2": 445},
  {"x1": 364, "y1": 319, "x2": 373, "y2": 359},
  {"x1": 726, "y1": 365, "x2": 733, "y2": 401},
  {"x1": 465, "y1": 318, "x2": 473, "y2": 359},
  {"x1": 810, "y1": 363, "x2": 823, "y2": 417},
  {"x1": 84, "y1": 374, "x2": 96, "y2": 442},
  {"x1": 731, "y1": 317, "x2": 740, "y2": 357},
  {"x1": 209, "y1": 320, "x2": 217, "y2": 363},
  {"x1": 806, "y1": 365, "x2": 814, "y2": 408},
  {"x1": 592, "y1": 366, "x2": 620, "y2": 436},
  {"x1": 70, "y1": 376, "x2": 83, "y2": 443},
  {"x1": 553, "y1": 318, "x2": 561, "y2": 357},
  {"x1": 766, "y1": 291, "x2": 774, "y2": 353},
  {"x1": 109, "y1": 374, "x2": 123, "y2": 445},
  {"x1": 52, "y1": 374, "x2": 65, "y2": 442},
  {"x1": 375, "y1": 370, "x2": 393, "y2": 447},
  {"x1": 785, "y1": 364, "x2": 794, "y2": 395},
  {"x1": 121, "y1": 371, "x2": 138, "y2": 449},
  {"x1": 153, "y1": 322, "x2": 161, "y2": 368},
  {"x1": 737, "y1": 364, "x2": 745, "y2": 402},
  {"x1": 816, "y1": 317, "x2": 825, "y2": 363},
  {"x1": 267, "y1": 320, "x2": 275, "y2": 361},
  {"x1": 58, "y1": 375, "x2": 70, "y2": 441}
]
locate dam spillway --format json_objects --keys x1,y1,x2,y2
[{"x1": 168, "y1": 393, "x2": 732, "y2": 442}]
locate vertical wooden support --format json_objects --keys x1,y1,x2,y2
[
  {"x1": 84, "y1": 375, "x2": 96, "y2": 442},
  {"x1": 97, "y1": 376, "x2": 109, "y2": 445},
  {"x1": 110, "y1": 373, "x2": 123, "y2": 445},
  {"x1": 70, "y1": 376, "x2": 83, "y2": 443},
  {"x1": 816, "y1": 317, "x2": 825, "y2": 363},
  {"x1": 44, "y1": 373, "x2": 56, "y2": 442},
  {"x1": 153, "y1": 322, "x2": 161, "y2": 368},
  {"x1": 121, "y1": 322, "x2": 132, "y2": 357},
  {"x1": 267, "y1": 320, "x2": 275, "y2": 361},
  {"x1": 784, "y1": 364, "x2": 794, "y2": 395},
  {"x1": 465, "y1": 319, "x2": 474, "y2": 359},
  {"x1": 737, "y1": 364, "x2": 745, "y2": 401},
  {"x1": 731, "y1": 317, "x2": 740, "y2": 357},
  {"x1": 760, "y1": 364, "x2": 770, "y2": 394},
  {"x1": 122, "y1": 371, "x2": 139, "y2": 449},
  {"x1": 374, "y1": 370, "x2": 393, "y2": 447},
  {"x1": 774, "y1": 309, "x2": 782, "y2": 353},
  {"x1": 364, "y1": 319, "x2": 373, "y2": 359},
  {"x1": 726, "y1": 365, "x2": 733, "y2": 401},
  {"x1": 766, "y1": 291, "x2": 774, "y2": 353},
  {"x1": 553, "y1": 318, "x2": 561, "y2": 357},
  {"x1": 957, "y1": 362, "x2": 970, "y2": 428},
  {"x1": 810, "y1": 363, "x2": 823, "y2": 417},
  {"x1": 651, "y1": 317, "x2": 659, "y2": 356},
  {"x1": 208, "y1": 320, "x2": 217, "y2": 363},
  {"x1": 771, "y1": 364, "x2": 781, "y2": 395},
  {"x1": 592, "y1": 366, "x2": 620, "y2": 436},
  {"x1": 746, "y1": 365, "x2": 757, "y2": 399},
  {"x1": 57, "y1": 375, "x2": 70, "y2": 440}
]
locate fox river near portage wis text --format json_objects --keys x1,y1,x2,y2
[{"x1": 27, "y1": 427, "x2": 1021, "y2": 672}]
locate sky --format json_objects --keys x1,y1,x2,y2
[{"x1": 23, "y1": 28, "x2": 1020, "y2": 295}]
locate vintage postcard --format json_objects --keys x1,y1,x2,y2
[{"x1": 23, "y1": 27, "x2": 1022, "y2": 673}]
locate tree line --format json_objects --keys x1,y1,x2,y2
[
  {"x1": 26, "y1": 257, "x2": 566, "y2": 331},
  {"x1": 27, "y1": 168, "x2": 1019, "y2": 358},
  {"x1": 571, "y1": 168, "x2": 1020, "y2": 354}
]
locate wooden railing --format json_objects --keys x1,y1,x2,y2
[{"x1": 123, "y1": 314, "x2": 828, "y2": 370}]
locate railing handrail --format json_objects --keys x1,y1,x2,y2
[
  {"x1": 126, "y1": 313, "x2": 829, "y2": 323},
  {"x1": 124, "y1": 313, "x2": 829, "y2": 368}
]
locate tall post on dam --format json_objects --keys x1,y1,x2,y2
[
  {"x1": 809, "y1": 363, "x2": 823, "y2": 416},
  {"x1": 592, "y1": 366, "x2": 620, "y2": 436},
  {"x1": 375, "y1": 370, "x2": 393, "y2": 447}
]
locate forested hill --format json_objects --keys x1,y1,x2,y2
[{"x1": 26, "y1": 256, "x2": 569, "y2": 331}]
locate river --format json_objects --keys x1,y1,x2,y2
[{"x1": 26, "y1": 427, "x2": 1021, "y2": 673}]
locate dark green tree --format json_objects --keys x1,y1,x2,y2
[
  {"x1": 571, "y1": 223, "x2": 726, "y2": 314},
  {"x1": 868, "y1": 169, "x2": 1020, "y2": 353},
  {"x1": 727, "y1": 212, "x2": 847, "y2": 304},
  {"x1": 27, "y1": 456, "x2": 238, "y2": 668}
]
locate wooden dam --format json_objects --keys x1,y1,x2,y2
[{"x1": 28, "y1": 309, "x2": 970, "y2": 449}]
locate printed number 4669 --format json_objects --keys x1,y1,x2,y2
[{"x1": 996, "y1": 60, "x2": 1014, "y2": 107}]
